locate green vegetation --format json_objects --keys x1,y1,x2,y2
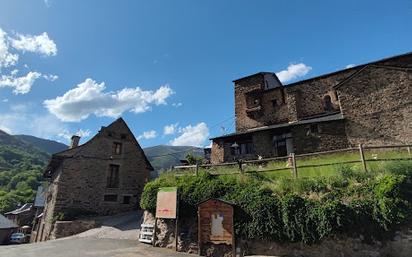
[
  {"x1": 141, "y1": 161, "x2": 412, "y2": 244},
  {"x1": 144, "y1": 145, "x2": 203, "y2": 173},
  {"x1": 0, "y1": 167, "x2": 44, "y2": 214},
  {"x1": 0, "y1": 130, "x2": 52, "y2": 214}
]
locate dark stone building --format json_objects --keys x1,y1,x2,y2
[
  {"x1": 211, "y1": 52, "x2": 412, "y2": 163},
  {"x1": 33, "y1": 118, "x2": 153, "y2": 241}
]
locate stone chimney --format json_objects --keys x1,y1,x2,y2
[{"x1": 70, "y1": 135, "x2": 81, "y2": 149}]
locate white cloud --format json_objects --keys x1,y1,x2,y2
[
  {"x1": 44, "y1": 78, "x2": 174, "y2": 122},
  {"x1": 172, "y1": 102, "x2": 183, "y2": 107},
  {"x1": 0, "y1": 104, "x2": 90, "y2": 143},
  {"x1": 58, "y1": 128, "x2": 91, "y2": 140},
  {"x1": 0, "y1": 71, "x2": 42, "y2": 94},
  {"x1": 137, "y1": 130, "x2": 157, "y2": 140},
  {"x1": 276, "y1": 63, "x2": 312, "y2": 83},
  {"x1": 170, "y1": 122, "x2": 209, "y2": 147},
  {"x1": 345, "y1": 64, "x2": 356, "y2": 69},
  {"x1": 10, "y1": 32, "x2": 57, "y2": 56},
  {"x1": 0, "y1": 28, "x2": 18, "y2": 69},
  {"x1": 0, "y1": 27, "x2": 57, "y2": 93},
  {"x1": 163, "y1": 123, "x2": 178, "y2": 135},
  {"x1": 43, "y1": 74, "x2": 58, "y2": 81},
  {"x1": 2, "y1": 98, "x2": 8, "y2": 103}
]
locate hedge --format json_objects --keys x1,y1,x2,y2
[{"x1": 140, "y1": 162, "x2": 412, "y2": 244}]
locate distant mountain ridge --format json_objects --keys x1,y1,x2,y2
[
  {"x1": 15, "y1": 134, "x2": 68, "y2": 155},
  {"x1": 0, "y1": 130, "x2": 47, "y2": 170},
  {"x1": 143, "y1": 145, "x2": 204, "y2": 172},
  {"x1": 0, "y1": 129, "x2": 202, "y2": 174}
]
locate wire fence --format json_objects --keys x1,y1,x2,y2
[{"x1": 171, "y1": 144, "x2": 412, "y2": 179}]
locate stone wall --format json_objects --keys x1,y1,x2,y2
[
  {"x1": 36, "y1": 118, "x2": 151, "y2": 242},
  {"x1": 143, "y1": 211, "x2": 198, "y2": 254},
  {"x1": 235, "y1": 74, "x2": 289, "y2": 132},
  {"x1": 285, "y1": 69, "x2": 356, "y2": 119},
  {"x1": 234, "y1": 69, "x2": 357, "y2": 132},
  {"x1": 144, "y1": 210, "x2": 412, "y2": 257},
  {"x1": 338, "y1": 66, "x2": 412, "y2": 146},
  {"x1": 292, "y1": 120, "x2": 350, "y2": 154},
  {"x1": 242, "y1": 227, "x2": 412, "y2": 257},
  {"x1": 49, "y1": 220, "x2": 96, "y2": 240}
]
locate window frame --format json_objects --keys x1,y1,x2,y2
[
  {"x1": 106, "y1": 164, "x2": 120, "y2": 188},
  {"x1": 112, "y1": 142, "x2": 122, "y2": 155}
]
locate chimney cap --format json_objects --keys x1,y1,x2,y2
[{"x1": 71, "y1": 135, "x2": 80, "y2": 139}]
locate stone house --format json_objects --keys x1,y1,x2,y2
[
  {"x1": 32, "y1": 118, "x2": 153, "y2": 241},
  {"x1": 5, "y1": 203, "x2": 35, "y2": 227},
  {"x1": 211, "y1": 52, "x2": 412, "y2": 163},
  {"x1": 0, "y1": 214, "x2": 17, "y2": 244}
]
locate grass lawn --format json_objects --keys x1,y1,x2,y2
[{"x1": 175, "y1": 148, "x2": 412, "y2": 180}]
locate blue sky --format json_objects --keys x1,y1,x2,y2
[{"x1": 0, "y1": 0, "x2": 411, "y2": 148}]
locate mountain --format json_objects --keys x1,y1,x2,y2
[
  {"x1": 0, "y1": 130, "x2": 52, "y2": 171},
  {"x1": 15, "y1": 135, "x2": 68, "y2": 155},
  {"x1": 143, "y1": 145, "x2": 204, "y2": 172}
]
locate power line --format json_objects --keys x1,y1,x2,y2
[{"x1": 147, "y1": 146, "x2": 200, "y2": 158}]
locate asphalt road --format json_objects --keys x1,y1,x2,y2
[
  {"x1": 0, "y1": 237, "x2": 192, "y2": 257},
  {"x1": 0, "y1": 211, "x2": 192, "y2": 257}
]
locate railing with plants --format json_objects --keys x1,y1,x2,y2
[{"x1": 172, "y1": 144, "x2": 412, "y2": 178}]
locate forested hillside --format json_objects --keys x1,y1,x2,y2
[
  {"x1": 0, "y1": 130, "x2": 65, "y2": 214},
  {"x1": 144, "y1": 145, "x2": 204, "y2": 173}
]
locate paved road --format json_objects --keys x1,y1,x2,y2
[
  {"x1": 0, "y1": 237, "x2": 192, "y2": 257},
  {"x1": 0, "y1": 211, "x2": 192, "y2": 257}
]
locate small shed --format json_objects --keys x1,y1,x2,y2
[{"x1": 198, "y1": 198, "x2": 235, "y2": 257}]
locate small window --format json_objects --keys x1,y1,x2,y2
[
  {"x1": 271, "y1": 99, "x2": 277, "y2": 108},
  {"x1": 323, "y1": 95, "x2": 333, "y2": 112},
  {"x1": 107, "y1": 131, "x2": 113, "y2": 137},
  {"x1": 121, "y1": 134, "x2": 127, "y2": 140},
  {"x1": 113, "y1": 142, "x2": 122, "y2": 155},
  {"x1": 104, "y1": 194, "x2": 118, "y2": 202},
  {"x1": 123, "y1": 195, "x2": 131, "y2": 204},
  {"x1": 107, "y1": 165, "x2": 120, "y2": 188},
  {"x1": 310, "y1": 124, "x2": 319, "y2": 134}
]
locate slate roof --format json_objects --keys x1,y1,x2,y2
[
  {"x1": 0, "y1": 214, "x2": 18, "y2": 229},
  {"x1": 34, "y1": 186, "x2": 46, "y2": 208},
  {"x1": 210, "y1": 112, "x2": 344, "y2": 140},
  {"x1": 5, "y1": 203, "x2": 33, "y2": 215}
]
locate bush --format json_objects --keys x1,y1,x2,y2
[{"x1": 140, "y1": 162, "x2": 412, "y2": 244}]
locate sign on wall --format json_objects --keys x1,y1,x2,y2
[{"x1": 155, "y1": 187, "x2": 177, "y2": 219}]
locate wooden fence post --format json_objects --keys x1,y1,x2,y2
[
  {"x1": 291, "y1": 153, "x2": 298, "y2": 179},
  {"x1": 195, "y1": 163, "x2": 199, "y2": 176},
  {"x1": 238, "y1": 159, "x2": 244, "y2": 173},
  {"x1": 359, "y1": 144, "x2": 368, "y2": 172}
]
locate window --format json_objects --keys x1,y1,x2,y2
[
  {"x1": 121, "y1": 133, "x2": 127, "y2": 140},
  {"x1": 104, "y1": 194, "x2": 118, "y2": 202},
  {"x1": 323, "y1": 95, "x2": 333, "y2": 112},
  {"x1": 334, "y1": 91, "x2": 339, "y2": 101},
  {"x1": 123, "y1": 195, "x2": 131, "y2": 204},
  {"x1": 281, "y1": 89, "x2": 286, "y2": 104},
  {"x1": 273, "y1": 135, "x2": 287, "y2": 157},
  {"x1": 107, "y1": 165, "x2": 120, "y2": 188},
  {"x1": 310, "y1": 124, "x2": 319, "y2": 134},
  {"x1": 112, "y1": 142, "x2": 122, "y2": 155},
  {"x1": 107, "y1": 131, "x2": 113, "y2": 137},
  {"x1": 271, "y1": 99, "x2": 277, "y2": 108},
  {"x1": 240, "y1": 142, "x2": 254, "y2": 155}
]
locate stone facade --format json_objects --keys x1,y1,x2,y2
[
  {"x1": 33, "y1": 118, "x2": 152, "y2": 242},
  {"x1": 211, "y1": 52, "x2": 412, "y2": 164}
]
